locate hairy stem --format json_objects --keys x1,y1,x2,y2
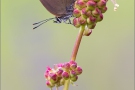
[{"x1": 63, "y1": 25, "x2": 85, "y2": 90}]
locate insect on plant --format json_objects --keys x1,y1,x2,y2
[{"x1": 33, "y1": 0, "x2": 119, "y2": 90}]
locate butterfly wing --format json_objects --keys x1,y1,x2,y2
[
  {"x1": 40, "y1": 0, "x2": 68, "y2": 17},
  {"x1": 65, "y1": 0, "x2": 75, "y2": 8}
]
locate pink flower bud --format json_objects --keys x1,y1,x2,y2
[
  {"x1": 75, "y1": 0, "x2": 86, "y2": 9},
  {"x1": 97, "y1": 0, "x2": 106, "y2": 8},
  {"x1": 69, "y1": 61, "x2": 77, "y2": 70},
  {"x1": 75, "y1": 66, "x2": 83, "y2": 75},
  {"x1": 45, "y1": 66, "x2": 51, "y2": 73},
  {"x1": 87, "y1": 23, "x2": 96, "y2": 29},
  {"x1": 81, "y1": 8, "x2": 88, "y2": 18},
  {"x1": 73, "y1": 18, "x2": 81, "y2": 28},
  {"x1": 96, "y1": 13, "x2": 103, "y2": 22},
  {"x1": 69, "y1": 60, "x2": 77, "y2": 65},
  {"x1": 70, "y1": 64, "x2": 77, "y2": 70},
  {"x1": 49, "y1": 73, "x2": 58, "y2": 83},
  {"x1": 100, "y1": 6, "x2": 107, "y2": 13},
  {"x1": 87, "y1": 16, "x2": 96, "y2": 24},
  {"x1": 56, "y1": 67, "x2": 63, "y2": 77},
  {"x1": 86, "y1": 11, "x2": 92, "y2": 17},
  {"x1": 92, "y1": 8, "x2": 101, "y2": 17},
  {"x1": 73, "y1": 8, "x2": 81, "y2": 17},
  {"x1": 78, "y1": 17, "x2": 87, "y2": 25},
  {"x1": 63, "y1": 62, "x2": 70, "y2": 70},
  {"x1": 47, "y1": 66, "x2": 51, "y2": 70},
  {"x1": 62, "y1": 71, "x2": 70, "y2": 80},
  {"x1": 83, "y1": 29, "x2": 92, "y2": 36},
  {"x1": 86, "y1": 1, "x2": 96, "y2": 11},
  {"x1": 57, "y1": 63, "x2": 63, "y2": 67},
  {"x1": 46, "y1": 80, "x2": 55, "y2": 88},
  {"x1": 44, "y1": 72, "x2": 48, "y2": 79},
  {"x1": 70, "y1": 70, "x2": 77, "y2": 77},
  {"x1": 70, "y1": 75, "x2": 78, "y2": 82}
]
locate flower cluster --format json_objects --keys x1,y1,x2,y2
[
  {"x1": 73, "y1": 0, "x2": 108, "y2": 31},
  {"x1": 44, "y1": 61, "x2": 82, "y2": 88}
]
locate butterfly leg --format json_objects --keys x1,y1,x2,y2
[
  {"x1": 53, "y1": 17, "x2": 62, "y2": 23},
  {"x1": 64, "y1": 19, "x2": 73, "y2": 25}
]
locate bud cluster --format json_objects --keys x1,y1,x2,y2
[
  {"x1": 44, "y1": 61, "x2": 82, "y2": 88},
  {"x1": 73, "y1": 0, "x2": 108, "y2": 35}
]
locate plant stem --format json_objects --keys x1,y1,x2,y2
[
  {"x1": 63, "y1": 25, "x2": 85, "y2": 90},
  {"x1": 71, "y1": 25, "x2": 85, "y2": 61}
]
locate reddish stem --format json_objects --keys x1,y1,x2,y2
[{"x1": 71, "y1": 26, "x2": 85, "y2": 61}]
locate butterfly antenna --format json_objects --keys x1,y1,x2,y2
[
  {"x1": 33, "y1": 18, "x2": 54, "y2": 25},
  {"x1": 33, "y1": 18, "x2": 55, "y2": 29}
]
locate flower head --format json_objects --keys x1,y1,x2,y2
[
  {"x1": 44, "y1": 61, "x2": 83, "y2": 89},
  {"x1": 73, "y1": 0, "x2": 119, "y2": 36}
]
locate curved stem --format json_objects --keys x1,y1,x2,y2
[{"x1": 63, "y1": 25, "x2": 85, "y2": 90}]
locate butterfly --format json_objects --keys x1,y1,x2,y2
[{"x1": 33, "y1": 0, "x2": 76, "y2": 29}]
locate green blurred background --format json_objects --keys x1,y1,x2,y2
[{"x1": 1, "y1": 0, "x2": 134, "y2": 90}]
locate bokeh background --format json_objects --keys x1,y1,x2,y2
[{"x1": 1, "y1": 0, "x2": 134, "y2": 90}]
